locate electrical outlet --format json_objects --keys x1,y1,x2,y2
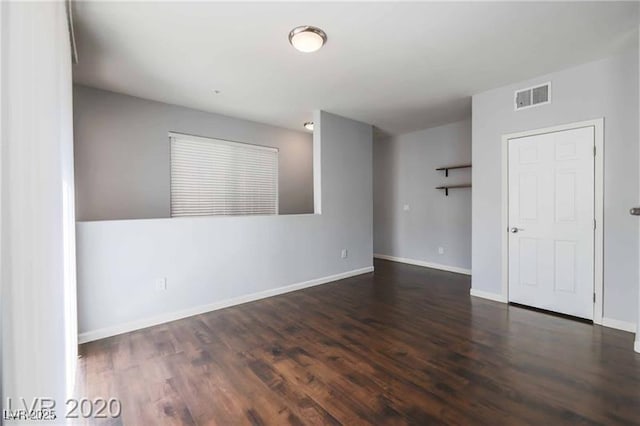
[
  {"x1": 403, "y1": 204, "x2": 410, "y2": 211},
  {"x1": 341, "y1": 249, "x2": 348, "y2": 259},
  {"x1": 438, "y1": 247, "x2": 445, "y2": 255},
  {"x1": 155, "y1": 277, "x2": 167, "y2": 291}
]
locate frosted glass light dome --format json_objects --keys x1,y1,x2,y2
[{"x1": 289, "y1": 26, "x2": 327, "y2": 53}]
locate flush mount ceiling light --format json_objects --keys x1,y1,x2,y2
[
  {"x1": 304, "y1": 121, "x2": 314, "y2": 131},
  {"x1": 289, "y1": 26, "x2": 327, "y2": 53}
]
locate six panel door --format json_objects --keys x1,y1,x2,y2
[{"x1": 508, "y1": 126, "x2": 595, "y2": 319}]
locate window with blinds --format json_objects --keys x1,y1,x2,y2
[{"x1": 170, "y1": 133, "x2": 279, "y2": 217}]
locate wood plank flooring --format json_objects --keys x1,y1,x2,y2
[{"x1": 76, "y1": 259, "x2": 640, "y2": 425}]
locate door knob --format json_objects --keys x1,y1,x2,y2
[
  {"x1": 510, "y1": 227, "x2": 522, "y2": 233},
  {"x1": 630, "y1": 207, "x2": 640, "y2": 216}
]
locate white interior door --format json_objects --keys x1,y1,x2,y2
[{"x1": 508, "y1": 126, "x2": 595, "y2": 319}]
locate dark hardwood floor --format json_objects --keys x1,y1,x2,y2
[{"x1": 77, "y1": 259, "x2": 640, "y2": 425}]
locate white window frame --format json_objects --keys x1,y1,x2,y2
[{"x1": 169, "y1": 131, "x2": 279, "y2": 217}]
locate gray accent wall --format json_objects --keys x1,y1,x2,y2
[
  {"x1": 374, "y1": 120, "x2": 472, "y2": 271},
  {"x1": 76, "y1": 111, "x2": 373, "y2": 337},
  {"x1": 472, "y1": 48, "x2": 639, "y2": 324},
  {"x1": 73, "y1": 85, "x2": 313, "y2": 221}
]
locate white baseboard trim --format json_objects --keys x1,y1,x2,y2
[
  {"x1": 373, "y1": 254, "x2": 471, "y2": 276},
  {"x1": 465, "y1": 293, "x2": 639, "y2": 335},
  {"x1": 78, "y1": 266, "x2": 374, "y2": 344},
  {"x1": 635, "y1": 340, "x2": 640, "y2": 354},
  {"x1": 601, "y1": 317, "x2": 637, "y2": 333},
  {"x1": 469, "y1": 289, "x2": 508, "y2": 303}
]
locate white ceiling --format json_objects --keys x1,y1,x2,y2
[{"x1": 72, "y1": 1, "x2": 639, "y2": 135}]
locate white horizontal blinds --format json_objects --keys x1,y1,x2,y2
[{"x1": 170, "y1": 133, "x2": 278, "y2": 217}]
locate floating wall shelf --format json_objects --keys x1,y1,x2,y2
[
  {"x1": 436, "y1": 163, "x2": 471, "y2": 196},
  {"x1": 436, "y1": 184, "x2": 472, "y2": 196},
  {"x1": 436, "y1": 164, "x2": 472, "y2": 177}
]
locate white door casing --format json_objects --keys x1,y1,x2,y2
[{"x1": 501, "y1": 119, "x2": 604, "y2": 323}]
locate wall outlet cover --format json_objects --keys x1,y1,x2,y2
[
  {"x1": 341, "y1": 249, "x2": 348, "y2": 259},
  {"x1": 155, "y1": 277, "x2": 167, "y2": 291},
  {"x1": 438, "y1": 247, "x2": 445, "y2": 255}
]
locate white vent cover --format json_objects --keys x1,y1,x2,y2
[{"x1": 515, "y1": 82, "x2": 551, "y2": 110}]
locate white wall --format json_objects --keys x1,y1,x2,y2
[
  {"x1": 373, "y1": 120, "x2": 471, "y2": 272},
  {"x1": 472, "y1": 48, "x2": 639, "y2": 326},
  {"x1": 77, "y1": 110, "x2": 373, "y2": 340},
  {"x1": 73, "y1": 85, "x2": 314, "y2": 220},
  {"x1": 1, "y1": 0, "x2": 77, "y2": 414}
]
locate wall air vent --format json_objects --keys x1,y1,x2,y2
[{"x1": 515, "y1": 82, "x2": 551, "y2": 111}]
